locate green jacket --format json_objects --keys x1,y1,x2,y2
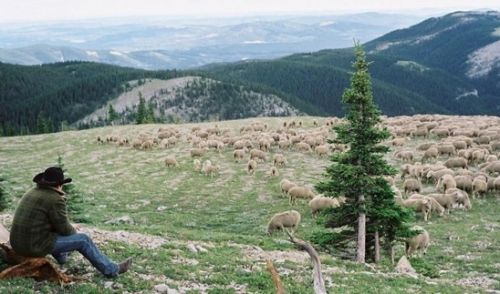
[{"x1": 10, "y1": 185, "x2": 76, "y2": 257}]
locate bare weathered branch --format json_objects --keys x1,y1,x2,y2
[
  {"x1": 286, "y1": 231, "x2": 327, "y2": 294},
  {"x1": 266, "y1": 259, "x2": 285, "y2": 294}
]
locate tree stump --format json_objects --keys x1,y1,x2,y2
[{"x1": 0, "y1": 224, "x2": 78, "y2": 284}]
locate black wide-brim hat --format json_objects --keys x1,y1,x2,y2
[{"x1": 33, "y1": 167, "x2": 72, "y2": 186}]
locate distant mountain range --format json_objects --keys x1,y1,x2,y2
[
  {"x1": 204, "y1": 11, "x2": 500, "y2": 116},
  {"x1": 1, "y1": 11, "x2": 499, "y2": 136},
  {"x1": 0, "y1": 13, "x2": 426, "y2": 69}
]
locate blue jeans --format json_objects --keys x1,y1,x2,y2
[{"x1": 51, "y1": 233, "x2": 119, "y2": 277}]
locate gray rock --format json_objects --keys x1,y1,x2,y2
[
  {"x1": 103, "y1": 281, "x2": 114, "y2": 289},
  {"x1": 105, "y1": 215, "x2": 134, "y2": 225},
  {"x1": 154, "y1": 284, "x2": 169, "y2": 293},
  {"x1": 187, "y1": 243, "x2": 198, "y2": 253},
  {"x1": 395, "y1": 256, "x2": 417, "y2": 278}
]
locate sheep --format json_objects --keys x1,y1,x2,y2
[
  {"x1": 402, "y1": 198, "x2": 432, "y2": 221},
  {"x1": 280, "y1": 179, "x2": 296, "y2": 195},
  {"x1": 141, "y1": 140, "x2": 154, "y2": 150},
  {"x1": 278, "y1": 140, "x2": 291, "y2": 150},
  {"x1": 428, "y1": 193, "x2": 455, "y2": 214},
  {"x1": 202, "y1": 159, "x2": 212, "y2": 172},
  {"x1": 436, "y1": 174, "x2": 457, "y2": 193},
  {"x1": 391, "y1": 137, "x2": 407, "y2": 147},
  {"x1": 426, "y1": 168, "x2": 454, "y2": 184},
  {"x1": 267, "y1": 210, "x2": 301, "y2": 235},
  {"x1": 249, "y1": 149, "x2": 267, "y2": 162},
  {"x1": 452, "y1": 140, "x2": 468, "y2": 150},
  {"x1": 273, "y1": 154, "x2": 287, "y2": 167},
  {"x1": 403, "y1": 178, "x2": 422, "y2": 195},
  {"x1": 190, "y1": 148, "x2": 207, "y2": 158},
  {"x1": 493, "y1": 176, "x2": 500, "y2": 192},
  {"x1": 193, "y1": 159, "x2": 201, "y2": 172},
  {"x1": 472, "y1": 178, "x2": 488, "y2": 198},
  {"x1": 312, "y1": 119, "x2": 318, "y2": 127},
  {"x1": 96, "y1": 136, "x2": 104, "y2": 144},
  {"x1": 416, "y1": 142, "x2": 435, "y2": 151},
  {"x1": 247, "y1": 159, "x2": 257, "y2": 175},
  {"x1": 270, "y1": 167, "x2": 280, "y2": 177},
  {"x1": 296, "y1": 142, "x2": 312, "y2": 153},
  {"x1": 444, "y1": 157, "x2": 468, "y2": 169},
  {"x1": 454, "y1": 175, "x2": 473, "y2": 194},
  {"x1": 408, "y1": 194, "x2": 445, "y2": 218},
  {"x1": 395, "y1": 150, "x2": 414, "y2": 162},
  {"x1": 233, "y1": 149, "x2": 246, "y2": 162},
  {"x1": 164, "y1": 155, "x2": 178, "y2": 168},
  {"x1": 422, "y1": 147, "x2": 438, "y2": 162},
  {"x1": 445, "y1": 188, "x2": 472, "y2": 210},
  {"x1": 405, "y1": 226, "x2": 430, "y2": 257},
  {"x1": 482, "y1": 161, "x2": 500, "y2": 174},
  {"x1": 288, "y1": 186, "x2": 316, "y2": 205},
  {"x1": 314, "y1": 145, "x2": 329, "y2": 157},
  {"x1": 309, "y1": 196, "x2": 340, "y2": 218},
  {"x1": 437, "y1": 144, "x2": 456, "y2": 157},
  {"x1": 202, "y1": 164, "x2": 220, "y2": 177}
]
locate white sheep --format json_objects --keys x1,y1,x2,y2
[
  {"x1": 405, "y1": 226, "x2": 430, "y2": 257},
  {"x1": 288, "y1": 186, "x2": 316, "y2": 205},
  {"x1": 309, "y1": 196, "x2": 340, "y2": 218},
  {"x1": 267, "y1": 210, "x2": 301, "y2": 235},
  {"x1": 247, "y1": 159, "x2": 257, "y2": 175}
]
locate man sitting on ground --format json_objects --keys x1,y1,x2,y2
[{"x1": 10, "y1": 167, "x2": 132, "y2": 277}]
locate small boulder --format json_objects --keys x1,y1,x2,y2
[
  {"x1": 395, "y1": 256, "x2": 417, "y2": 278},
  {"x1": 105, "y1": 215, "x2": 134, "y2": 225},
  {"x1": 154, "y1": 284, "x2": 169, "y2": 293}
]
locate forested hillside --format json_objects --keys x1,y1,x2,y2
[
  {"x1": 0, "y1": 62, "x2": 178, "y2": 136},
  {"x1": 203, "y1": 11, "x2": 500, "y2": 117}
]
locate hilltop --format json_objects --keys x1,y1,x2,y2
[{"x1": 0, "y1": 115, "x2": 498, "y2": 292}]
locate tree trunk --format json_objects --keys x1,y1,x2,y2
[
  {"x1": 374, "y1": 230, "x2": 380, "y2": 264},
  {"x1": 390, "y1": 245, "x2": 395, "y2": 266},
  {"x1": 356, "y1": 195, "x2": 366, "y2": 263}
]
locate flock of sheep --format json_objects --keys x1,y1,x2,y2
[{"x1": 96, "y1": 114, "x2": 500, "y2": 259}]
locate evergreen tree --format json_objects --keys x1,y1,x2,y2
[
  {"x1": 145, "y1": 102, "x2": 156, "y2": 123},
  {"x1": 57, "y1": 155, "x2": 90, "y2": 223},
  {"x1": 315, "y1": 44, "x2": 413, "y2": 263},
  {"x1": 36, "y1": 112, "x2": 49, "y2": 134},
  {"x1": 108, "y1": 104, "x2": 118, "y2": 123},
  {"x1": 136, "y1": 92, "x2": 146, "y2": 124}
]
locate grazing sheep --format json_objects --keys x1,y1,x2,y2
[
  {"x1": 278, "y1": 140, "x2": 291, "y2": 150},
  {"x1": 164, "y1": 155, "x2": 178, "y2": 168},
  {"x1": 233, "y1": 149, "x2": 246, "y2": 162},
  {"x1": 426, "y1": 168, "x2": 454, "y2": 184},
  {"x1": 250, "y1": 149, "x2": 267, "y2": 162},
  {"x1": 190, "y1": 148, "x2": 207, "y2": 158},
  {"x1": 452, "y1": 140, "x2": 467, "y2": 150},
  {"x1": 444, "y1": 157, "x2": 468, "y2": 169},
  {"x1": 395, "y1": 150, "x2": 414, "y2": 162},
  {"x1": 402, "y1": 198, "x2": 432, "y2": 221},
  {"x1": 267, "y1": 210, "x2": 301, "y2": 235},
  {"x1": 422, "y1": 147, "x2": 438, "y2": 162},
  {"x1": 96, "y1": 136, "x2": 104, "y2": 144},
  {"x1": 454, "y1": 175, "x2": 473, "y2": 194},
  {"x1": 247, "y1": 159, "x2": 257, "y2": 175},
  {"x1": 408, "y1": 194, "x2": 445, "y2": 218},
  {"x1": 472, "y1": 178, "x2": 488, "y2": 198},
  {"x1": 437, "y1": 144, "x2": 456, "y2": 157},
  {"x1": 445, "y1": 188, "x2": 472, "y2": 210},
  {"x1": 482, "y1": 161, "x2": 500, "y2": 174},
  {"x1": 417, "y1": 142, "x2": 435, "y2": 151},
  {"x1": 436, "y1": 174, "x2": 457, "y2": 192},
  {"x1": 273, "y1": 154, "x2": 287, "y2": 167},
  {"x1": 309, "y1": 196, "x2": 340, "y2": 217},
  {"x1": 280, "y1": 179, "x2": 296, "y2": 195},
  {"x1": 403, "y1": 178, "x2": 422, "y2": 195},
  {"x1": 315, "y1": 145, "x2": 330, "y2": 157},
  {"x1": 391, "y1": 137, "x2": 407, "y2": 147},
  {"x1": 202, "y1": 164, "x2": 220, "y2": 177},
  {"x1": 270, "y1": 167, "x2": 280, "y2": 177},
  {"x1": 141, "y1": 140, "x2": 154, "y2": 150},
  {"x1": 405, "y1": 226, "x2": 430, "y2": 257},
  {"x1": 296, "y1": 142, "x2": 312, "y2": 152},
  {"x1": 288, "y1": 186, "x2": 316, "y2": 205},
  {"x1": 428, "y1": 193, "x2": 455, "y2": 214}
]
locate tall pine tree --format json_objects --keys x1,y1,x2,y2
[
  {"x1": 136, "y1": 92, "x2": 146, "y2": 124},
  {"x1": 316, "y1": 44, "x2": 413, "y2": 263},
  {"x1": 108, "y1": 104, "x2": 118, "y2": 124}
]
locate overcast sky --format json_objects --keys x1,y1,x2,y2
[{"x1": 1, "y1": 0, "x2": 499, "y2": 23}]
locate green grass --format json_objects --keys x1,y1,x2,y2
[{"x1": 0, "y1": 116, "x2": 498, "y2": 293}]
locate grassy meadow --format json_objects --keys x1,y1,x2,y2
[{"x1": 0, "y1": 116, "x2": 498, "y2": 293}]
